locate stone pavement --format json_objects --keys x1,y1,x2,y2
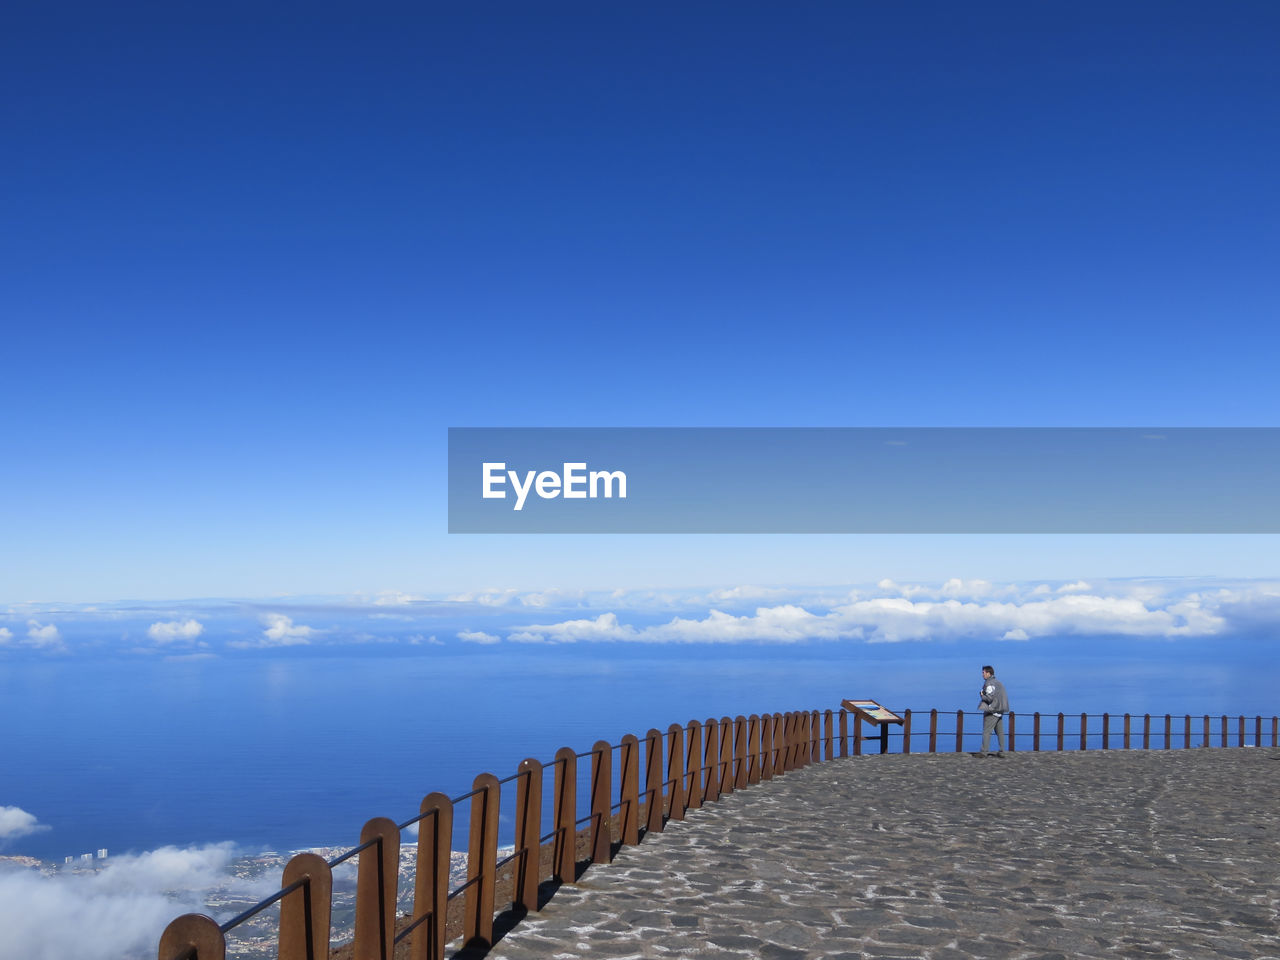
[{"x1": 476, "y1": 749, "x2": 1280, "y2": 960}]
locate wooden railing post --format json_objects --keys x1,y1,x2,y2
[
  {"x1": 1272, "y1": 716, "x2": 1278, "y2": 747},
  {"x1": 463, "y1": 776, "x2": 499, "y2": 949},
  {"x1": 1056, "y1": 712, "x2": 1065, "y2": 751},
  {"x1": 1164, "y1": 715, "x2": 1172, "y2": 751},
  {"x1": 354, "y1": 817, "x2": 400, "y2": 960},
  {"x1": 718, "y1": 717, "x2": 734, "y2": 792},
  {"x1": 853, "y1": 712, "x2": 863, "y2": 756},
  {"x1": 159, "y1": 915, "x2": 225, "y2": 960},
  {"x1": 1203, "y1": 714, "x2": 1210, "y2": 747},
  {"x1": 901, "y1": 709, "x2": 912, "y2": 755},
  {"x1": 928, "y1": 709, "x2": 938, "y2": 753},
  {"x1": 1008, "y1": 711, "x2": 1016, "y2": 752},
  {"x1": 644, "y1": 728, "x2": 664, "y2": 834},
  {"x1": 1220, "y1": 714, "x2": 1228, "y2": 747},
  {"x1": 552, "y1": 748, "x2": 576, "y2": 882},
  {"x1": 280, "y1": 852, "x2": 332, "y2": 960},
  {"x1": 702, "y1": 719, "x2": 720, "y2": 803},
  {"x1": 1080, "y1": 713, "x2": 1088, "y2": 750},
  {"x1": 748, "y1": 715, "x2": 763, "y2": 784},
  {"x1": 1238, "y1": 715, "x2": 1246, "y2": 747},
  {"x1": 590, "y1": 741, "x2": 612, "y2": 863},
  {"x1": 757, "y1": 716, "x2": 768, "y2": 783},
  {"x1": 733, "y1": 716, "x2": 749, "y2": 789},
  {"x1": 667, "y1": 723, "x2": 687, "y2": 821},
  {"x1": 1184, "y1": 715, "x2": 1192, "y2": 750},
  {"x1": 1102, "y1": 713, "x2": 1110, "y2": 750},
  {"x1": 515, "y1": 759, "x2": 543, "y2": 912},
  {"x1": 1033, "y1": 711, "x2": 1041, "y2": 751},
  {"x1": 685, "y1": 720, "x2": 704, "y2": 809},
  {"x1": 1254, "y1": 715, "x2": 1262, "y2": 749},
  {"x1": 619, "y1": 734, "x2": 640, "y2": 846},
  {"x1": 410, "y1": 793, "x2": 452, "y2": 960},
  {"x1": 1142, "y1": 714, "x2": 1150, "y2": 750},
  {"x1": 811, "y1": 710, "x2": 821, "y2": 762},
  {"x1": 824, "y1": 710, "x2": 834, "y2": 760},
  {"x1": 955, "y1": 710, "x2": 964, "y2": 753},
  {"x1": 1124, "y1": 713, "x2": 1131, "y2": 749}
]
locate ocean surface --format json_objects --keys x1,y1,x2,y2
[{"x1": 2, "y1": 637, "x2": 1275, "y2": 863}]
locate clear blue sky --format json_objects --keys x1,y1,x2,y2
[{"x1": 3, "y1": 3, "x2": 1278, "y2": 601}]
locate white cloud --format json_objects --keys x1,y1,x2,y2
[
  {"x1": 25, "y1": 621, "x2": 62, "y2": 649},
  {"x1": 1057, "y1": 580, "x2": 1091, "y2": 593},
  {"x1": 0, "y1": 806, "x2": 49, "y2": 841},
  {"x1": 406, "y1": 634, "x2": 443, "y2": 646},
  {"x1": 0, "y1": 627, "x2": 12, "y2": 644},
  {"x1": 0, "y1": 843, "x2": 271, "y2": 960},
  {"x1": 146, "y1": 619, "x2": 204, "y2": 643},
  {"x1": 261, "y1": 614, "x2": 314, "y2": 644},
  {"x1": 504, "y1": 584, "x2": 1234, "y2": 645},
  {"x1": 458, "y1": 630, "x2": 500, "y2": 644}
]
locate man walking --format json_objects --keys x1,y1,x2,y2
[{"x1": 976, "y1": 665, "x2": 1009, "y2": 757}]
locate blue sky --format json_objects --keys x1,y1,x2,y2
[{"x1": 3, "y1": 3, "x2": 1279, "y2": 602}]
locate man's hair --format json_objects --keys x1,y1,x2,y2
[{"x1": 982, "y1": 665, "x2": 995, "y2": 675}]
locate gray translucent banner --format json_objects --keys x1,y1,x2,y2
[{"x1": 447, "y1": 428, "x2": 1280, "y2": 533}]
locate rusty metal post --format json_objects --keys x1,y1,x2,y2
[
  {"x1": 644, "y1": 728, "x2": 664, "y2": 834},
  {"x1": 839, "y1": 709, "x2": 849, "y2": 758},
  {"x1": 824, "y1": 710, "x2": 834, "y2": 760},
  {"x1": 159, "y1": 915, "x2": 225, "y2": 960},
  {"x1": 955, "y1": 710, "x2": 964, "y2": 754},
  {"x1": 552, "y1": 748, "x2": 576, "y2": 882},
  {"x1": 1080, "y1": 713, "x2": 1087, "y2": 750},
  {"x1": 410, "y1": 793, "x2": 452, "y2": 960},
  {"x1": 702, "y1": 719, "x2": 720, "y2": 803},
  {"x1": 279, "y1": 852, "x2": 332, "y2": 960},
  {"x1": 748, "y1": 714, "x2": 762, "y2": 784},
  {"x1": 353, "y1": 817, "x2": 400, "y2": 960},
  {"x1": 1102, "y1": 713, "x2": 1110, "y2": 750},
  {"x1": 590, "y1": 741, "x2": 612, "y2": 863},
  {"x1": 667, "y1": 723, "x2": 686, "y2": 821},
  {"x1": 733, "y1": 716, "x2": 749, "y2": 789},
  {"x1": 685, "y1": 720, "x2": 704, "y2": 809},
  {"x1": 1124, "y1": 713, "x2": 1131, "y2": 749},
  {"x1": 515, "y1": 759, "x2": 542, "y2": 912},
  {"x1": 1034, "y1": 711, "x2": 1041, "y2": 751},
  {"x1": 1057, "y1": 712, "x2": 1065, "y2": 751},
  {"x1": 1164, "y1": 715, "x2": 1172, "y2": 751},
  {"x1": 719, "y1": 717, "x2": 734, "y2": 793},
  {"x1": 901, "y1": 709, "x2": 912, "y2": 755},
  {"x1": 619, "y1": 734, "x2": 640, "y2": 846}
]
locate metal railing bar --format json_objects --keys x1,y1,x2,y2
[
  {"x1": 218, "y1": 877, "x2": 306, "y2": 932},
  {"x1": 397, "y1": 806, "x2": 440, "y2": 831},
  {"x1": 393, "y1": 909, "x2": 432, "y2": 944},
  {"x1": 327, "y1": 836, "x2": 379, "y2": 868},
  {"x1": 446, "y1": 875, "x2": 480, "y2": 901}
]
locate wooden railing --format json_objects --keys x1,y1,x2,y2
[{"x1": 157, "y1": 707, "x2": 1278, "y2": 960}]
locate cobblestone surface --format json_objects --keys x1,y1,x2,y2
[{"x1": 475, "y1": 749, "x2": 1280, "y2": 960}]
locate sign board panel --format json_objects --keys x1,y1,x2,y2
[{"x1": 841, "y1": 698, "x2": 903, "y2": 726}]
